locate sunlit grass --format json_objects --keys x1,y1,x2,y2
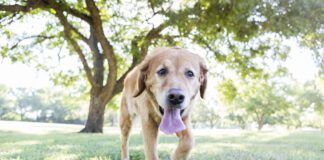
[{"x1": 0, "y1": 121, "x2": 323, "y2": 160}]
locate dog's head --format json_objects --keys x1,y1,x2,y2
[{"x1": 134, "y1": 47, "x2": 207, "y2": 114}]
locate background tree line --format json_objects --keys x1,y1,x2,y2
[
  {"x1": 1, "y1": 73, "x2": 323, "y2": 130},
  {"x1": 0, "y1": 84, "x2": 86, "y2": 123},
  {"x1": 0, "y1": 84, "x2": 116, "y2": 126}
]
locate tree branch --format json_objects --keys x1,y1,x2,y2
[
  {"x1": 144, "y1": 22, "x2": 170, "y2": 57},
  {"x1": 42, "y1": 1, "x2": 91, "y2": 46},
  {"x1": 197, "y1": 36, "x2": 226, "y2": 61},
  {"x1": 85, "y1": 0, "x2": 117, "y2": 98},
  {"x1": 0, "y1": 1, "x2": 45, "y2": 13},
  {"x1": 68, "y1": 21, "x2": 90, "y2": 45},
  {"x1": 9, "y1": 35, "x2": 55, "y2": 50},
  {"x1": 0, "y1": 13, "x2": 24, "y2": 26},
  {"x1": 54, "y1": 9, "x2": 96, "y2": 87},
  {"x1": 89, "y1": 27, "x2": 104, "y2": 87},
  {"x1": 0, "y1": 0, "x2": 91, "y2": 23},
  {"x1": 0, "y1": 1, "x2": 96, "y2": 87},
  {"x1": 57, "y1": 1, "x2": 92, "y2": 23},
  {"x1": 112, "y1": 22, "x2": 170, "y2": 97}
]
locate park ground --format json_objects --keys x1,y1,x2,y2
[{"x1": 0, "y1": 121, "x2": 323, "y2": 160}]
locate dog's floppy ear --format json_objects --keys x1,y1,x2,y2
[
  {"x1": 133, "y1": 60, "x2": 150, "y2": 97},
  {"x1": 199, "y1": 61, "x2": 208, "y2": 99}
]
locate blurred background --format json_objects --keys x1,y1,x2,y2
[{"x1": 0, "y1": 0, "x2": 323, "y2": 132}]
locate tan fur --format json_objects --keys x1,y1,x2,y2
[{"x1": 119, "y1": 47, "x2": 207, "y2": 160}]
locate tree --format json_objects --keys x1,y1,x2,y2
[
  {"x1": 291, "y1": 78, "x2": 324, "y2": 130},
  {"x1": 176, "y1": 0, "x2": 323, "y2": 72},
  {"x1": 192, "y1": 100, "x2": 221, "y2": 129},
  {"x1": 0, "y1": 0, "x2": 169, "y2": 132},
  {"x1": 296, "y1": 81, "x2": 324, "y2": 115},
  {"x1": 3, "y1": 87, "x2": 87, "y2": 123},
  {"x1": 240, "y1": 82, "x2": 292, "y2": 130},
  {"x1": 1, "y1": 0, "x2": 322, "y2": 132},
  {"x1": 228, "y1": 113, "x2": 249, "y2": 130},
  {"x1": 218, "y1": 78, "x2": 293, "y2": 130},
  {"x1": 11, "y1": 88, "x2": 43, "y2": 121},
  {"x1": 0, "y1": 85, "x2": 11, "y2": 119}
]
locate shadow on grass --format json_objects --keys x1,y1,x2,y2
[{"x1": 0, "y1": 130, "x2": 323, "y2": 160}]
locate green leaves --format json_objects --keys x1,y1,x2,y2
[
  {"x1": 163, "y1": 0, "x2": 322, "y2": 75},
  {"x1": 229, "y1": 79, "x2": 293, "y2": 129},
  {"x1": 217, "y1": 79, "x2": 237, "y2": 105},
  {"x1": 0, "y1": 86, "x2": 88, "y2": 123},
  {"x1": 50, "y1": 69, "x2": 82, "y2": 87},
  {"x1": 218, "y1": 72, "x2": 324, "y2": 130}
]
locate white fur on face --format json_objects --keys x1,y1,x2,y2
[{"x1": 149, "y1": 60, "x2": 200, "y2": 110}]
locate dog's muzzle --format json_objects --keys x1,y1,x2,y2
[{"x1": 159, "y1": 106, "x2": 185, "y2": 116}]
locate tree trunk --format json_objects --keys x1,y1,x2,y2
[
  {"x1": 19, "y1": 106, "x2": 24, "y2": 121},
  {"x1": 257, "y1": 119, "x2": 264, "y2": 130},
  {"x1": 255, "y1": 112, "x2": 264, "y2": 131},
  {"x1": 80, "y1": 28, "x2": 106, "y2": 133},
  {"x1": 80, "y1": 93, "x2": 106, "y2": 133}
]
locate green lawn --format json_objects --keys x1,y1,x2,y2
[{"x1": 0, "y1": 121, "x2": 323, "y2": 160}]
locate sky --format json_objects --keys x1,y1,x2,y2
[
  {"x1": 286, "y1": 46, "x2": 318, "y2": 82},
  {"x1": 0, "y1": 61, "x2": 50, "y2": 88}
]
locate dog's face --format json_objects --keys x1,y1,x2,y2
[{"x1": 134, "y1": 47, "x2": 207, "y2": 115}]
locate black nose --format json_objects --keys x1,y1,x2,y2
[{"x1": 168, "y1": 92, "x2": 185, "y2": 106}]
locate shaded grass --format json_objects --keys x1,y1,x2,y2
[{"x1": 0, "y1": 129, "x2": 323, "y2": 160}]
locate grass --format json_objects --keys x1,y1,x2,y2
[{"x1": 0, "y1": 121, "x2": 323, "y2": 160}]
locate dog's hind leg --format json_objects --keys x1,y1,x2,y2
[{"x1": 120, "y1": 98, "x2": 133, "y2": 160}]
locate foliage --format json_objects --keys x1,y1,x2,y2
[
  {"x1": 288, "y1": 77, "x2": 324, "y2": 130},
  {"x1": 192, "y1": 100, "x2": 221, "y2": 129},
  {"x1": 0, "y1": 85, "x2": 11, "y2": 119},
  {"x1": 105, "y1": 109, "x2": 118, "y2": 127},
  {"x1": 218, "y1": 77, "x2": 294, "y2": 130},
  {"x1": 295, "y1": 81, "x2": 324, "y2": 115},
  {"x1": 218, "y1": 72, "x2": 324, "y2": 130},
  {"x1": 0, "y1": 86, "x2": 88, "y2": 124},
  {"x1": 161, "y1": 0, "x2": 323, "y2": 74},
  {"x1": 227, "y1": 113, "x2": 249, "y2": 129}
]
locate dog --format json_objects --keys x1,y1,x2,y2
[{"x1": 119, "y1": 47, "x2": 207, "y2": 160}]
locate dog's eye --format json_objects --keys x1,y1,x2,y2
[
  {"x1": 157, "y1": 68, "x2": 167, "y2": 76},
  {"x1": 185, "y1": 70, "x2": 194, "y2": 78}
]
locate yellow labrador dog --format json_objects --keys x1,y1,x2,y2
[{"x1": 119, "y1": 47, "x2": 207, "y2": 160}]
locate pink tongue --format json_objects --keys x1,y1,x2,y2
[{"x1": 159, "y1": 108, "x2": 186, "y2": 134}]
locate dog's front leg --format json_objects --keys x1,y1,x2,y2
[
  {"x1": 172, "y1": 119, "x2": 194, "y2": 160},
  {"x1": 141, "y1": 117, "x2": 159, "y2": 160},
  {"x1": 120, "y1": 104, "x2": 133, "y2": 160}
]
